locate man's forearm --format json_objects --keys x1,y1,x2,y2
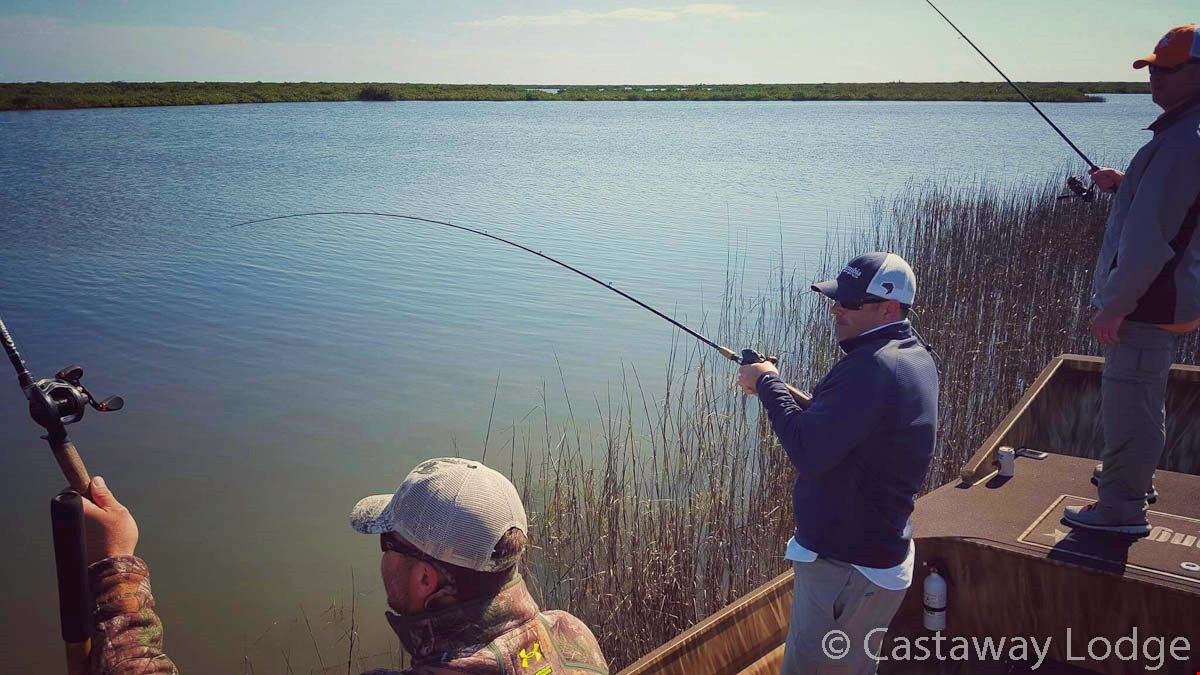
[{"x1": 89, "y1": 556, "x2": 179, "y2": 675}]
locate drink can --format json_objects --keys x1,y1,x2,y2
[{"x1": 997, "y1": 447, "x2": 1015, "y2": 477}]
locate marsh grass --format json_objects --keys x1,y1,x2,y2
[
  {"x1": 0, "y1": 81, "x2": 1149, "y2": 111},
  {"x1": 239, "y1": 575, "x2": 404, "y2": 675},
  {"x1": 519, "y1": 174, "x2": 1199, "y2": 670}
]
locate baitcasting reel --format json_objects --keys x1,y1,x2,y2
[
  {"x1": 3, "y1": 315, "x2": 121, "y2": 433},
  {"x1": 3, "y1": 312, "x2": 120, "y2": 491},
  {"x1": 740, "y1": 349, "x2": 777, "y2": 366},
  {"x1": 27, "y1": 365, "x2": 123, "y2": 432}
]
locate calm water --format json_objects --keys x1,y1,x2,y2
[{"x1": 0, "y1": 96, "x2": 1158, "y2": 671}]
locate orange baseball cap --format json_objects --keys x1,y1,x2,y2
[{"x1": 1134, "y1": 24, "x2": 1200, "y2": 69}]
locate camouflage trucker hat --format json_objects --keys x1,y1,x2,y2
[{"x1": 349, "y1": 457, "x2": 528, "y2": 572}]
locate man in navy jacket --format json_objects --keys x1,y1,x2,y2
[{"x1": 738, "y1": 252, "x2": 938, "y2": 675}]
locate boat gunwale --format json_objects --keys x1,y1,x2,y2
[{"x1": 959, "y1": 353, "x2": 1200, "y2": 485}]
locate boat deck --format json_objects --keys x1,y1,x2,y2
[{"x1": 913, "y1": 452, "x2": 1200, "y2": 590}]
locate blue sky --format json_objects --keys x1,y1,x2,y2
[{"x1": 0, "y1": 1, "x2": 1192, "y2": 83}]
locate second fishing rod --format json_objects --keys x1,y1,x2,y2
[
  {"x1": 925, "y1": 0, "x2": 1102, "y2": 201},
  {"x1": 232, "y1": 211, "x2": 813, "y2": 408}
]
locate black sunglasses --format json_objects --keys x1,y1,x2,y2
[
  {"x1": 380, "y1": 534, "x2": 458, "y2": 591},
  {"x1": 381, "y1": 533, "x2": 419, "y2": 556},
  {"x1": 838, "y1": 297, "x2": 890, "y2": 310},
  {"x1": 1149, "y1": 60, "x2": 1198, "y2": 75}
]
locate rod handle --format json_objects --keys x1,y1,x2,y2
[
  {"x1": 739, "y1": 349, "x2": 812, "y2": 409},
  {"x1": 64, "y1": 643, "x2": 91, "y2": 675},
  {"x1": 49, "y1": 433, "x2": 92, "y2": 496},
  {"x1": 785, "y1": 384, "x2": 812, "y2": 410},
  {"x1": 51, "y1": 492, "x2": 93, "y2": 675}
]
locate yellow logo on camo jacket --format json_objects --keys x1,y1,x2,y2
[{"x1": 519, "y1": 641, "x2": 543, "y2": 669}]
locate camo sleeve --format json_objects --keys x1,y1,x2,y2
[{"x1": 88, "y1": 555, "x2": 180, "y2": 675}]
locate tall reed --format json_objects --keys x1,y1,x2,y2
[{"x1": 520, "y1": 174, "x2": 1199, "y2": 670}]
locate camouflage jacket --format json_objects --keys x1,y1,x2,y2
[
  {"x1": 367, "y1": 577, "x2": 609, "y2": 675},
  {"x1": 88, "y1": 556, "x2": 179, "y2": 675}
]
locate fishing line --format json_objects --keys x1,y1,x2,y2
[{"x1": 907, "y1": 308, "x2": 944, "y2": 371}]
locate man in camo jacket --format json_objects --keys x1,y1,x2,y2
[
  {"x1": 350, "y1": 457, "x2": 609, "y2": 675},
  {"x1": 79, "y1": 459, "x2": 608, "y2": 675}
]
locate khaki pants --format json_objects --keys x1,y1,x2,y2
[
  {"x1": 1098, "y1": 321, "x2": 1176, "y2": 520},
  {"x1": 781, "y1": 558, "x2": 906, "y2": 675}
]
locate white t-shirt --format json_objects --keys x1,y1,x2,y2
[{"x1": 784, "y1": 537, "x2": 914, "y2": 591}]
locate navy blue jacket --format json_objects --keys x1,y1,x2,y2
[{"x1": 755, "y1": 321, "x2": 938, "y2": 568}]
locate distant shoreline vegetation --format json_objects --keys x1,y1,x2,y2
[{"x1": 0, "y1": 81, "x2": 1151, "y2": 111}]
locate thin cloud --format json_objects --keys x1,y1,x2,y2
[{"x1": 464, "y1": 4, "x2": 763, "y2": 28}]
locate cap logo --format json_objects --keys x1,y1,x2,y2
[
  {"x1": 882, "y1": 282, "x2": 894, "y2": 294},
  {"x1": 1157, "y1": 34, "x2": 1171, "y2": 51},
  {"x1": 842, "y1": 265, "x2": 863, "y2": 279},
  {"x1": 414, "y1": 460, "x2": 441, "y2": 475}
]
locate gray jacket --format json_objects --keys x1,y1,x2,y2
[{"x1": 1092, "y1": 95, "x2": 1200, "y2": 326}]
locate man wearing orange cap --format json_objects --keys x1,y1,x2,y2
[{"x1": 1064, "y1": 24, "x2": 1200, "y2": 535}]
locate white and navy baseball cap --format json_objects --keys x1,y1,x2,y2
[
  {"x1": 349, "y1": 457, "x2": 528, "y2": 572},
  {"x1": 811, "y1": 252, "x2": 917, "y2": 306}
]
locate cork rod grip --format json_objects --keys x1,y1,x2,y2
[
  {"x1": 786, "y1": 384, "x2": 812, "y2": 409},
  {"x1": 50, "y1": 437, "x2": 92, "y2": 497}
]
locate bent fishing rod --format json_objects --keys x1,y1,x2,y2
[
  {"x1": 925, "y1": 0, "x2": 1100, "y2": 200},
  {"x1": 232, "y1": 211, "x2": 812, "y2": 407}
]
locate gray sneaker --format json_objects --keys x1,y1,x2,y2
[
  {"x1": 1090, "y1": 463, "x2": 1158, "y2": 504},
  {"x1": 1062, "y1": 503, "x2": 1150, "y2": 536}
]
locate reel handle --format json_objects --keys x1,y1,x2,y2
[{"x1": 740, "y1": 349, "x2": 812, "y2": 409}]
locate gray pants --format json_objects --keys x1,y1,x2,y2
[
  {"x1": 1098, "y1": 321, "x2": 1176, "y2": 519},
  {"x1": 781, "y1": 559, "x2": 906, "y2": 675}
]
